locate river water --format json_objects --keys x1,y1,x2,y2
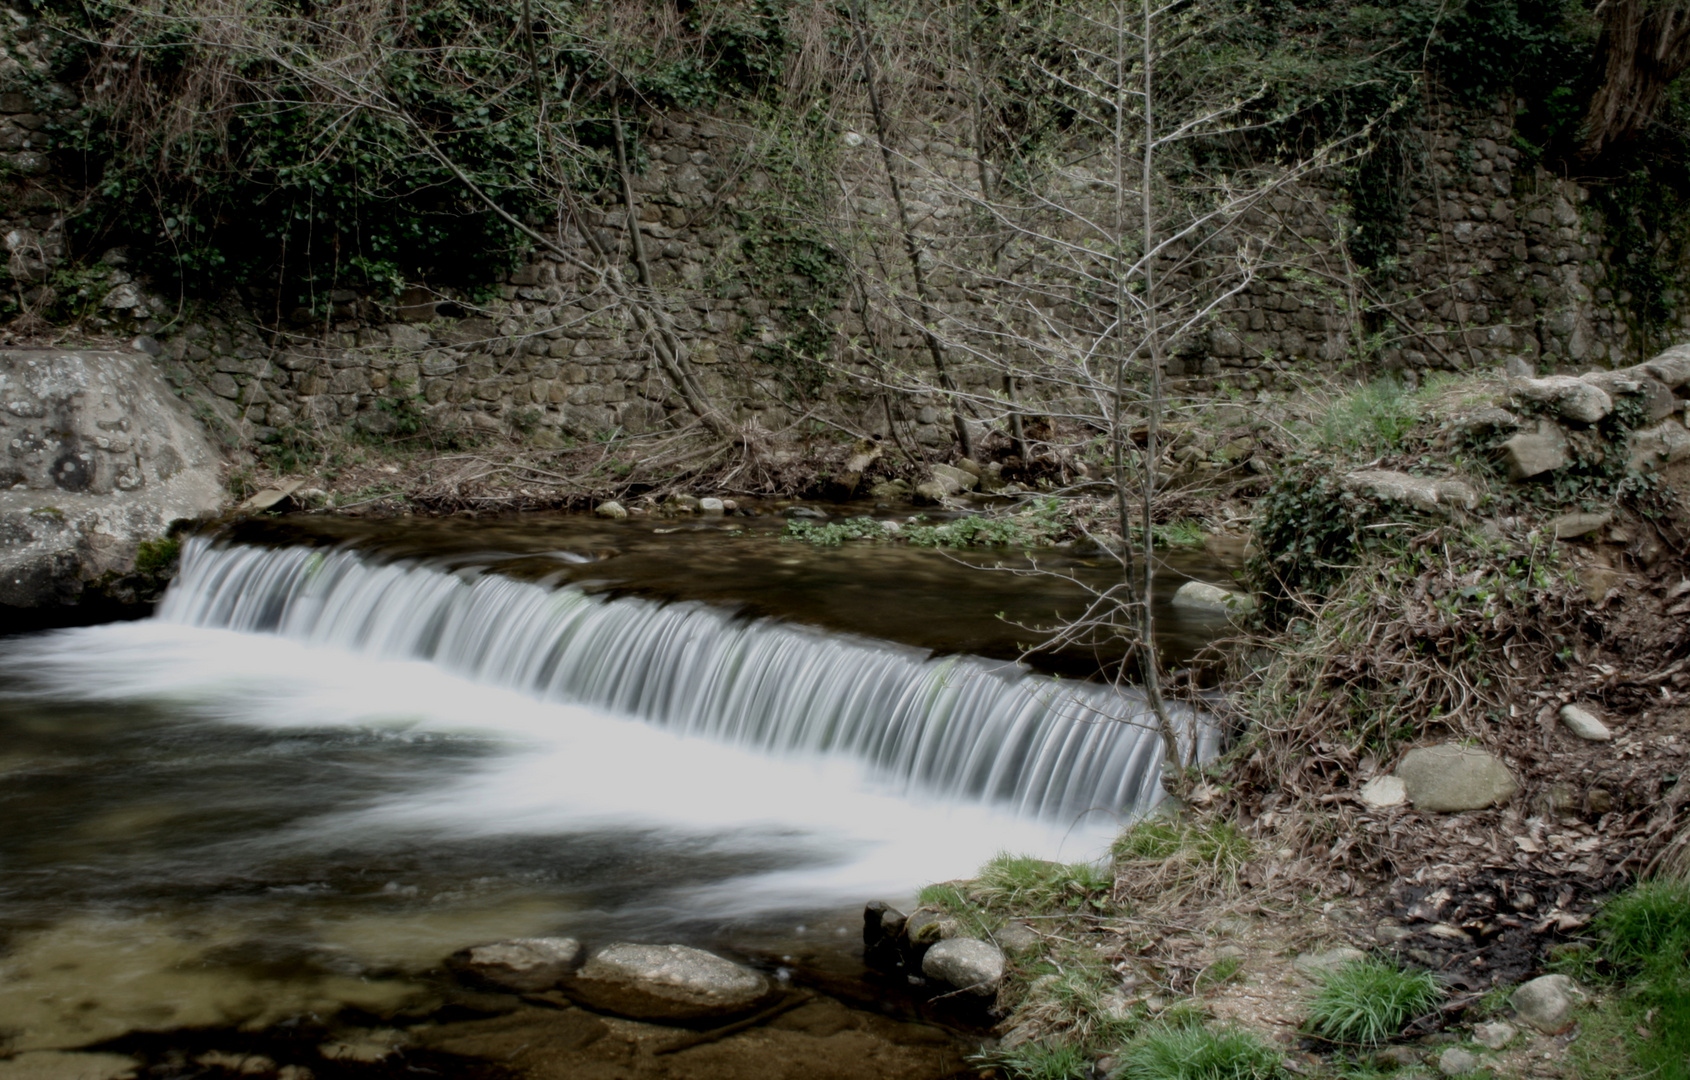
[{"x1": 0, "y1": 508, "x2": 1235, "y2": 1066}]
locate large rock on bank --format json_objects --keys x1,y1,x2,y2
[
  {"x1": 1394, "y1": 743, "x2": 1518, "y2": 812},
  {"x1": 920, "y1": 937, "x2": 1005, "y2": 995},
  {"x1": 558, "y1": 943, "x2": 771, "y2": 1021},
  {"x1": 1, "y1": 350, "x2": 224, "y2": 609}
]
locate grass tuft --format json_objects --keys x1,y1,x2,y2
[
  {"x1": 972, "y1": 854, "x2": 1114, "y2": 913},
  {"x1": 1567, "y1": 877, "x2": 1690, "y2": 1080},
  {"x1": 1113, "y1": 818, "x2": 1254, "y2": 903},
  {"x1": 1115, "y1": 1023, "x2": 1284, "y2": 1080},
  {"x1": 1303, "y1": 958, "x2": 1442, "y2": 1046},
  {"x1": 980, "y1": 1040, "x2": 1092, "y2": 1080},
  {"x1": 1597, "y1": 877, "x2": 1690, "y2": 974}
]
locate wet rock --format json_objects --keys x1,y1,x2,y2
[
  {"x1": 1558, "y1": 704, "x2": 1612, "y2": 742},
  {"x1": 1512, "y1": 973, "x2": 1584, "y2": 1034},
  {"x1": 1628, "y1": 419, "x2": 1690, "y2": 472},
  {"x1": 1395, "y1": 744, "x2": 1517, "y2": 812},
  {"x1": 453, "y1": 937, "x2": 585, "y2": 992},
  {"x1": 594, "y1": 500, "x2": 627, "y2": 519},
  {"x1": 0, "y1": 1053, "x2": 141, "y2": 1080},
  {"x1": 1550, "y1": 511, "x2": 1611, "y2": 539},
  {"x1": 1438, "y1": 1047, "x2": 1481, "y2": 1076},
  {"x1": 1293, "y1": 946, "x2": 1367, "y2": 978},
  {"x1": 783, "y1": 505, "x2": 829, "y2": 520},
  {"x1": 1501, "y1": 424, "x2": 1570, "y2": 480},
  {"x1": 1342, "y1": 469, "x2": 1478, "y2": 513},
  {"x1": 863, "y1": 900, "x2": 907, "y2": 969},
  {"x1": 1513, "y1": 375, "x2": 1612, "y2": 424},
  {"x1": 1171, "y1": 580, "x2": 1255, "y2": 616},
  {"x1": 920, "y1": 938, "x2": 1005, "y2": 995},
  {"x1": 1359, "y1": 775, "x2": 1408, "y2": 808},
  {"x1": 699, "y1": 497, "x2": 725, "y2": 516},
  {"x1": 1473, "y1": 1020, "x2": 1517, "y2": 1050},
  {"x1": 559, "y1": 943, "x2": 771, "y2": 1021},
  {"x1": 415, "y1": 1009, "x2": 608, "y2": 1058}
]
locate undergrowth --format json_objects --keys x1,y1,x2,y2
[
  {"x1": 1566, "y1": 878, "x2": 1690, "y2": 1080},
  {"x1": 1303, "y1": 958, "x2": 1443, "y2": 1047}
]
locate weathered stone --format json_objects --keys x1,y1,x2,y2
[
  {"x1": 1293, "y1": 947, "x2": 1367, "y2": 978},
  {"x1": 1586, "y1": 370, "x2": 1679, "y2": 423},
  {"x1": 1641, "y1": 345, "x2": 1690, "y2": 389},
  {"x1": 698, "y1": 497, "x2": 725, "y2": 516},
  {"x1": 1550, "y1": 510, "x2": 1611, "y2": 539},
  {"x1": 868, "y1": 478, "x2": 910, "y2": 501},
  {"x1": 1628, "y1": 419, "x2": 1690, "y2": 472},
  {"x1": 920, "y1": 937, "x2": 1005, "y2": 995},
  {"x1": 594, "y1": 500, "x2": 627, "y2": 519},
  {"x1": 559, "y1": 943, "x2": 770, "y2": 1021},
  {"x1": 1500, "y1": 424, "x2": 1570, "y2": 480},
  {"x1": 453, "y1": 937, "x2": 584, "y2": 993},
  {"x1": 1511, "y1": 973, "x2": 1583, "y2": 1034},
  {"x1": 1558, "y1": 703, "x2": 1612, "y2": 742},
  {"x1": 1473, "y1": 1020, "x2": 1517, "y2": 1050},
  {"x1": 0, "y1": 1052, "x2": 142, "y2": 1080},
  {"x1": 913, "y1": 480, "x2": 952, "y2": 504},
  {"x1": 995, "y1": 922, "x2": 1040, "y2": 954},
  {"x1": 1513, "y1": 375, "x2": 1612, "y2": 424},
  {"x1": 930, "y1": 463, "x2": 977, "y2": 493},
  {"x1": 1395, "y1": 743, "x2": 1518, "y2": 812},
  {"x1": 1359, "y1": 775, "x2": 1407, "y2": 808},
  {"x1": 1171, "y1": 580, "x2": 1255, "y2": 616},
  {"x1": 1438, "y1": 1047, "x2": 1481, "y2": 1076},
  {"x1": 1342, "y1": 469, "x2": 1477, "y2": 513}
]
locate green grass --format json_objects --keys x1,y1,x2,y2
[
  {"x1": 971, "y1": 854, "x2": 1114, "y2": 913},
  {"x1": 1566, "y1": 878, "x2": 1690, "y2": 1080},
  {"x1": 1303, "y1": 958, "x2": 1443, "y2": 1047},
  {"x1": 1115, "y1": 1023, "x2": 1283, "y2": 1080},
  {"x1": 1310, "y1": 377, "x2": 1423, "y2": 457},
  {"x1": 980, "y1": 1040, "x2": 1092, "y2": 1080},
  {"x1": 1113, "y1": 819, "x2": 1254, "y2": 891},
  {"x1": 1154, "y1": 520, "x2": 1207, "y2": 549}
]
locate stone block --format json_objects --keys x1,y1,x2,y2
[{"x1": 1500, "y1": 423, "x2": 1569, "y2": 480}]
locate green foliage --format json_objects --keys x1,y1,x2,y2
[
  {"x1": 1304, "y1": 958, "x2": 1443, "y2": 1047},
  {"x1": 783, "y1": 516, "x2": 891, "y2": 546},
  {"x1": 1115, "y1": 1023, "x2": 1283, "y2": 1080},
  {"x1": 1310, "y1": 378, "x2": 1423, "y2": 457},
  {"x1": 1599, "y1": 878, "x2": 1690, "y2": 974},
  {"x1": 980, "y1": 1041, "x2": 1092, "y2": 1080},
  {"x1": 1153, "y1": 520, "x2": 1206, "y2": 549},
  {"x1": 972, "y1": 853, "x2": 1114, "y2": 914},
  {"x1": 132, "y1": 537, "x2": 181, "y2": 575}
]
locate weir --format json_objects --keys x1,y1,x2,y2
[{"x1": 161, "y1": 537, "x2": 1215, "y2": 822}]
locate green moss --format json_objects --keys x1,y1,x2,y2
[{"x1": 133, "y1": 537, "x2": 181, "y2": 575}]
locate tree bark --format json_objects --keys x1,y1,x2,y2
[{"x1": 1581, "y1": 0, "x2": 1690, "y2": 159}]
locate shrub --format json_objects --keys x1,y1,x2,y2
[
  {"x1": 1304, "y1": 958, "x2": 1442, "y2": 1046},
  {"x1": 1115, "y1": 1023, "x2": 1283, "y2": 1080}
]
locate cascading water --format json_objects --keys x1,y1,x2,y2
[{"x1": 160, "y1": 537, "x2": 1215, "y2": 823}]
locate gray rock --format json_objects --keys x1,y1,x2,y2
[
  {"x1": 1513, "y1": 375, "x2": 1612, "y2": 424},
  {"x1": 782, "y1": 505, "x2": 828, "y2": 519},
  {"x1": 455, "y1": 937, "x2": 584, "y2": 993},
  {"x1": 913, "y1": 480, "x2": 952, "y2": 504},
  {"x1": 1550, "y1": 510, "x2": 1612, "y2": 539},
  {"x1": 1473, "y1": 1020, "x2": 1517, "y2": 1050},
  {"x1": 1171, "y1": 580, "x2": 1255, "y2": 616},
  {"x1": 995, "y1": 922, "x2": 1040, "y2": 954},
  {"x1": 0, "y1": 350, "x2": 225, "y2": 609},
  {"x1": 560, "y1": 943, "x2": 770, "y2": 1021},
  {"x1": 868, "y1": 478, "x2": 910, "y2": 501},
  {"x1": 593, "y1": 500, "x2": 627, "y2": 519},
  {"x1": 1438, "y1": 1047, "x2": 1481, "y2": 1076},
  {"x1": 930, "y1": 463, "x2": 978, "y2": 494},
  {"x1": 1641, "y1": 345, "x2": 1690, "y2": 389},
  {"x1": 0, "y1": 1052, "x2": 143, "y2": 1080},
  {"x1": 1395, "y1": 744, "x2": 1518, "y2": 812},
  {"x1": 698, "y1": 497, "x2": 725, "y2": 516},
  {"x1": 1512, "y1": 973, "x2": 1584, "y2": 1034},
  {"x1": 1558, "y1": 703, "x2": 1612, "y2": 742},
  {"x1": 1628, "y1": 419, "x2": 1690, "y2": 472},
  {"x1": 1583, "y1": 370, "x2": 1679, "y2": 423},
  {"x1": 1359, "y1": 775, "x2": 1408, "y2": 808},
  {"x1": 1342, "y1": 469, "x2": 1477, "y2": 513},
  {"x1": 1294, "y1": 947, "x2": 1367, "y2": 978},
  {"x1": 1501, "y1": 424, "x2": 1570, "y2": 480},
  {"x1": 920, "y1": 937, "x2": 1005, "y2": 995}
]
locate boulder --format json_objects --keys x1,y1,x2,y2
[
  {"x1": 868, "y1": 478, "x2": 911, "y2": 501},
  {"x1": 452, "y1": 937, "x2": 584, "y2": 993},
  {"x1": 0, "y1": 349, "x2": 225, "y2": 610},
  {"x1": 1511, "y1": 973, "x2": 1584, "y2": 1034},
  {"x1": 1500, "y1": 424, "x2": 1570, "y2": 480},
  {"x1": 1395, "y1": 744, "x2": 1518, "y2": 812},
  {"x1": 558, "y1": 943, "x2": 771, "y2": 1021},
  {"x1": 1341, "y1": 469, "x2": 1477, "y2": 513},
  {"x1": 1512, "y1": 375, "x2": 1612, "y2": 424},
  {"x1": 1171, "y1": 580, "x2": 1255, "y2": 616},
  {"x1": 1438, "y1": 1047, "x2": 1482, "y2": 1077},
  {"x1": 593, "y1": 500, "x2": 627, "y2": 519},
  {"x1": 1583, "y1": 369, "x2": 1679, "y2": 423},
  {"x1": 913, "y1": 480, "x2": 952, "y2": 504},
  {"x1": 930, "y1": 463, "x2": 978, "y2": 494},
  {"x1": 1293, "y1": 947, "x2": 1367, "y2": 979},
  {"x1": 1641, "y1": 345, "x2": 1690, "y2": 389},
  {"x1": 1558, "y1": 703, "x2": 1612, "y2": 742},
  {"x1": 1358, "y1": 775, "x2": 1407, "y2": 808},
  {"x1": 1628, "y1": 418, "x2": 1690, "y2": 472},
  {"x1": 1550, "y1": 510, "x2": 1611, "y2": 539},
  {"x1": 920, "y1": 937, "x2": 1005, "y2": 995}
]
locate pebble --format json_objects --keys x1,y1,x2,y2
[{"x1": 1558, "y1": 703, "x2": 1612, "y2": 742}]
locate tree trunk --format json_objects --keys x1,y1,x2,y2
[{"x1": 1581, "y1": 0, "x2": 1690, "y2": 159}]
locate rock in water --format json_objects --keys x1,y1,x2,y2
[
  {"x1": 698, "y1": 497, "x2": 725, "y2": 516},
  {"x1": 1395, "y1": 744, "x2": 1517, "y2": 812},
  {"x1": 0, "y1": 349, "x2": 225, "y2": 610},
  {"x1": 1558, "y1": 703, "x2": 1612, "y2": 742},
  {"x1": 452, "y1": 937, "x2": 585, "y2": 992},
  {"x1": 1171, "y1": 580, "x2": 1255, "y2": 616},
  {"x1": 594, "y1": 500, "x2": 627, "y2": 519},
  {"x1": 1512, "y1": 974, "x2": 1584, "y2": 1034},
  {"x1": 920, "y1": 938, "x2": 1005, "y2": 995},
  {"x1": 559, "y1": 943, "x2": 770, "y2": 1021}
]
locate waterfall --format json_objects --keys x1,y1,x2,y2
[{"x1": 159, "y1": 537, "x2": 1214, "y2": 823}]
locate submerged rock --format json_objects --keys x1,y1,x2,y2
[
  {"x1": 1171, "y1": 580, "x2": 1255, "y2": 616},
  {"x1": 1512, "y1": 973, "x2": 1584, "y2": 1034},
  {"x1": 452, "y1": 937, "x2": 585, "y2": 993},
  {"x1": 920, "y1": 938, "x2": 1005, "y2": 995},
  {"x1": 1395, "y1": 743, "x2": 1517, "y2": 812},
  {"x1": 559, "y1": 943, "x2": 771, "y2": 1021}
]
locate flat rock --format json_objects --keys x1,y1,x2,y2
[
  {"x1": 1359, "y1": 775, "x2": 1407, "y2": 808},
  {"x1": 453, "y1": 937, "x2": 585, "y2": 993},
  {"x1": 1558, "y1": 703, "x2": 1612, "y2": 742},
  {"x1": 1293, "y1": 946, "x2": 1366, "y2": 978},
  {"x1": 1629, "y1": 418, "x2": 1690, "y2": 472},
  {"x1": 1500, "y1": 424, "x2": 1570, "y2": 480},
  {"x1": 1473, "y1": 1020, "x2": 1517, "y2": 1050},
  {"x1": 0, "y1": 1054, "x2": 140, "y2": 1080},
  {"x1": 1171, "y1": 580, "x2": 1255, "y2": 616},
  {"x1": 1395, "y1": 743, "x2": 1518, "y2": 812},
  {"x1": 920, "y1": 937, "x2": 1005, "y2": 995},
  {"x1": 1513, "y1": 375, "x2": 1612, "y2": 424},
  {"x1": 1550, "y1": 510, "x2": 1611, "y2": 539},
  {"x1": 559, "y1": 943, "x2": 770, "y2": 1021},
  {"x1": 1342, "y1": 469, "x2": 1477, "y2": 513},
  {"x1": 1512, "y1": 973, "x2": 1584, "y2": 1034}
]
